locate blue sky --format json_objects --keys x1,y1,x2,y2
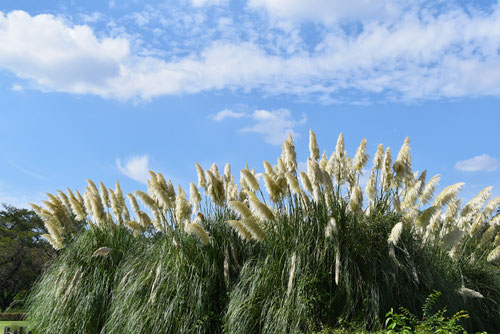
[{"x1": 0, "y1": 0, "x2": 499, "y2": 207}]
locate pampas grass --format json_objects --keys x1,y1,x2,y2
[{"x1": 28, "y1": 130, "x2": 500, "y2": 334}]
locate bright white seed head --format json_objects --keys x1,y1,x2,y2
[
  {"x1": 175, "y1": 186, "x2": 192, "y2": 226},
  {"x1": 372, "y1": 144, "x2": 384, "y2": 170},
  {"x1": 224, "y1": 163, "x2": 232, "y2": 182},
  {"x1": 349, "y1": 186, "x2": 363, "y2": 215},
  {"x1": 240, "y1": 218, "x2": 266, "y2": 241},
  {"x1": 189, "y1": 182, "x2": 202, "y2": 212},
  {"x1": 420, "y1": 174, "x2": 441, "y2": 205},
  {"x1": 325, "y1": 217, "x2": 338, "y2": 240},
  {"x1": 335, "y1": 249, "x2": 341, "y2": 285},
  {"x1": 300, "y1": 171, "x2": 313, "y2": 194},
  {"x1": 134, "y1": 190, "x2": 157, "y2": 210},
  {"x1": 458, "y1": 287, "x2": 484, "y2": 299},
  {"x1": 283, "y1": 138, "x2": 297, "y2": 173},
  {"x1": 364, "y1": 169, "x2": 377, "y2": 203},
  {"x1": 287, "y1": 252, "x2": 297, "y2": 296},
  {"x1": 309, "y1": 129, "x2": 320, "y2": 161},
  {"x1": 402, "y1": 180, "x2": 422, "y2": 211},
  {"x1": 126, "y1": 193, "x2": 141, "y2": 219},
  {"x1": 285, "y1": 172, "x2": 301, "y2": 194},
  {"x1": 352, "y1": 138, "x2": 368, "y2": 173},
  {"x1": 241, "y1": 169, "x2": 260, "y2": 192},
  {"x1": 195, "y1": 163, "x2": 207, "y2": 189},
  {"x1": 487, "y1": 245, "x2": 500, "y2": 264},
  {"x1": 381, "y1": 147, "x2": 393, "y2": 192},
  {"x1": 99, "y1": 182, "x2": 110, "y2": 208},
  {"x1": 461, "y1": 186, "x2": 492, "y2": 218},
  {"x1": 226, "y1": 220, "x2": 253, "y2": 241},
  {"x1": 228, "y1": 200, "x2": 253, "y2": 219},
  {"x1": 263, "y1": 173, "x2": 280, "y2": 203},
  {"x1": 248, "y1": 196, "x2": 275, "y2": 221},
  {"x1": 433, "y1": 183, "x2": 465, "y2": 208},
  {"x1": 388, "y1": 222, "x2": 403, "y2": 246},
  {"x1": 185, "y1": 221, "x2": 210, "y2": 245}
]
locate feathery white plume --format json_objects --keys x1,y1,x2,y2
[
  {"x1": 433, "y1": 183, "x2": 465, "y2": 207},
  {"x1": 309, "y1": 130, "x2": 320, "y2": 161},
  {"x1": 420, "y1": 174, "x2": 441, "y2": 205},
  {"x1": 388, "y1": 222, "x2": 403, "y2": 246},
  {"x1": 352, "y1": 138, "x2": 368, "y2": 173}
]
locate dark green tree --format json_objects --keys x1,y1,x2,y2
[{"x1": 0, "y1": 204, "x2": 56, "y2": 312}]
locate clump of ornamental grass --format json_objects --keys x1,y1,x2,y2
[
  {"x1": 25, "y1": 224, "x2": 137, "y2": 334},
  {"x1": 28, "y1": 130, "x2": 500, "y2": 333},
  {"x1": 103, "y1": 209, "x2": 257, "y2": 334}
]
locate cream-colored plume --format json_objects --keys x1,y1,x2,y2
[
  {"x1": 388, "y1": 222, "x2": 403, "y2": 246},
  {"x1": 248, "y1": 196, "x2": 275, "y2": 221},
  {"x1": 263, "y1": 173, "x2": 281, "y2": 203},
  {"x1": 287, "y1": 252, "x2": 297, "y2": 296},
  {"x1": 134, "y1": 191, "x2": 157, "y2": 210},
  {"x1": 189, "y1": 182, "x2": 202, "y2": 212},
  {"x1": 352, "y1": 138, "x2": 368, "y2": 173},
  {"x1": 226, "y1": 220, "x2": 253, "y2": 241},
  {"x1": 487, "y1": 245, "x2": 500, "y2": 264},
  {"x1": 195, "y1": 163, "x2": 207, "y2": 189},
  {"x1": 461, "y1": 186, "x2": 493, "y2": 218},
  {"x1": 420, "y1": 174, "x2": 441, "y2": 205},
  {"x1": 433, "y1": 183, "x2": 465, "y2": 207},
  {"x1": 228, "y1": 200, "x2": 253, "y2": 219},
  {"x1": 349, "y1": 186, "x2": 363, "y2": 215},
  {"x1": 175, "y1": 186, "x2": 191, "y2": 226},
  {"x1": 372, "y1": 144, "x2": 384, "y2": 170},
  {"x1": 309, "y1": 130, "x2": 320, "y2": 161},
  {"x1": 381, "y1": 147, "x2": 393, "y2": 192},
  {"x1": 325, "y1": 217, "x2": 338, "y2": 240},
  {"x1": 185, "y1": 220, "x2": 210, "y2": 245},
  {"x1": 300, "y1": 172, "x2": 313, "y2": 194},
  {"x1": 241, "y1": 169, "x2": 260, "y2": 192},
  {"x1": 457, "y1": 287, "x2": 484, "y2": 299}
]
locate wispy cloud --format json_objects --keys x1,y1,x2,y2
[
  {"x1": 240, "y1": 109, "x2": 306, "y2": 145},
  {"x1": 8, "y1": 159, "x2": 46, "y2": 180},
  {"x1": 190, "y1": 0, "x2": 229, "y2": 7},
  {"x1": 0, "y1": 190, "x2": 44, "y2": 208},
  {"x1": 11, "y1": 84, "x2": 23, "y2": 91},
  {"x1": 211, "y1": 109, "x2": 247, "y2": 121},
  {"x1": 3, "y1": 4, "x2": 500, "y2": 102},
  {"x1": 455, "y1": 154, "x2": 499, "y2": 172},
  {"x1": 248, "y1": 0, "x2": 402, "y2": 25},
  {"x1": 116, "y1": 155, "x2": 150, "y2": 183}
]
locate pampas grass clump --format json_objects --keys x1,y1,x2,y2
[
  {"x1": 26, "y1": 225, "x2": 137, "y2": 334},
  {"x1": 27, "y1": 130, "x2": 500, "y2": 333}
]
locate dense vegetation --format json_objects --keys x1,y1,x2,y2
[
  {"x1": 0, "y1": 205, "x2": 56, "y2": 312},
  {"x1": 26, "y1": 132, "x2": 500, "y2": 333}
]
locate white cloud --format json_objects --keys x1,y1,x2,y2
[
  {"x1": 455, "y1": 154, "x2": 499, "y2": 172},
  {"x1": 0, "y1": 190, "x2": 44, "y2": 209},
  {"x1": 248, "y1": 0, "x2": 402, "y2": 25},
  {"x1": 116, "y1": 155, "x2": 150, "y2": 183},
  {"x1": 11, "y1": 84, "x2": 22, "y2": 91},
  {"x1": 3, "y1": 7, "x2": 500, "y2": 102},
  {"x1": 191, "y1": 0, "x2": 229, "y2": 7},
  {"x1": 212, "y1": 109, "x2": 247, "y2": 121},
  {"x1": 240, "y1": 109, "x2": 306, "y2": 145},
  {"x1": 8, "y1": 160, "x2": 46, "y2": 180}
]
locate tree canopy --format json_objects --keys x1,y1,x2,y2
[{"x1": 0, "y1": 204, "x2": 56, "y2": 312}]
